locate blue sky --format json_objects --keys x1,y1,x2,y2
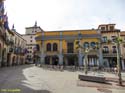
[{"x1": 5, "y1": 0, "x2": 125, "y2": 34}]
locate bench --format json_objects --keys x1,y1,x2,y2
[{"x1": 79, "y1": 75, "x2": 106, "y2": 83}]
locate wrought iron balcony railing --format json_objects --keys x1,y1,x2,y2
[
  {"x1": 102, "y1": 50, "x2": 117, "y2": 57},
  {"x1": 63, "y1": 49, "x2": 78, "y2": 54}
]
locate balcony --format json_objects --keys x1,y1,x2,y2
[
  {"x1": 45, "y1": 50, "x2": 59, "y2": 55},
  {"x1": 101, "y1": 40, "x2": 108, "y2": 44},
  {"x1": 102, "y1": 51, "x2": 109, "y2": 54},
  {"x1": 9, "y1": 48, "x2": 13, "y2": 53},
  {"x1": 63, "y1": 49, "x2": 78, "y2": 54},
  {"x1": 102, "y1": 50, "x2": 117, "y2": 57},
  {"x1": 5, "y1": 38, "x2": 10, "y2": 45},
  {"x1": 9, "y1": 39, "x2": 14, "y2": 45},
  {"x1": 14, "y1": 47, "x2": 22, "y2": 54}
]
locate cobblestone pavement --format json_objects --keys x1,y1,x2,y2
[{"x1": 0, "y1": 65, "x2": 125, "y2": 93}]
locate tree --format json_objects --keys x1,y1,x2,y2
[
  {"x1": 108, "y1": 36, "x2": 123, "y2": 85},
  {"x1": 76, "y1": 40, "x2": 99, "y2": 75}
]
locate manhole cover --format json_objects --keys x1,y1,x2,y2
[{"x1": 97, "y1": 88, "x2": 112, "y2": 93}]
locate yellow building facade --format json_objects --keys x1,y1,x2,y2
[{"x1": 35, "y1": 29, "x2": 102, "y2": 67}]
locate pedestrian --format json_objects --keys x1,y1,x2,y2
[{"x1": 114, "y1": 67, "x2": 118, "y2": 74}]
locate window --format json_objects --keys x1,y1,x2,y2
[
  {"x1": 111, "y1": 36, "x2": 116, "y2": 42},
  {"x1": 53, "y1": 43, "x2": 58, "y2": 51},
  {"x1": 36, "y1": 44, "x2": 40, "y2": 51},
  {"x1": 27, "y1": 51, "x2": 29, "y2": 53},
  {"x1": 84, "y1": 42, "x2": 89, "y2": 48},
  {"x1": 112, "y1": 46, "x2": 117, "y2": 53},
  {"x1": 30, "y1": 47, "x2": 32, "y2": 49},
  {"x1": 102, "y1": 36, "x2": 107, "y2": 42},
  {"x1": 30, "y1": 36, "x2": 32, "y2": 38},
  {"x1": 103, "y1": 46, "x2": 109, "y2": 53},
  {"x1": 91, "y1": 42, "x2": 95, "y2": 47},
  {"x1": 101, "y1": 27, "x2": 105, "y2": 31},
  {"x1": 110, "y1": 26, "x2": 114, "y2": 31},
  {"x1": 27, "y1": 55, "x2": 29, "y2": 58},
  {"x1": 30, "y1": 40, "x2": 32, "y2": 42},
  {"x1": 67, "y1": 42, "x2": 74, "y2": 53},
  {"x1": 123, "y1": 44, "x2": 125, "y2": 48},
  {"x1": 47, "y1": 43, "x2": 51, "y2": 51}
]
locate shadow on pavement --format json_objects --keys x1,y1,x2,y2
[{"x1": 0, "y1": 64, "x2": 52, "y2": 93}]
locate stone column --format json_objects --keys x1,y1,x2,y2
[
  {"x1": 59, "y1": 40, "x2": 63, "y2": 54},
  {"x1": 97, "y1": 58, "x2": 99, "y2": 66},
  {"x1": 40, "y1": 39, "x2": 46, "y2": 66},
  {"x1": 40, "y1": 54, "x2": 45, "y2": 66},
  {"x1": 58, "y1": 32, "x2": 63, "y2": 65},
  {"x1": 78, "y1": 39, "x2": 83, "y2": 66},
  {"x1": 58, "y1": 54, "x2": 63, "y2": 65},
  {"x1": 91, "y1": 58, "x2": 94, "y2": 66},
  {"x1": 64, "y1": 58, "x2": 68, "y2": 66},
  {"x1": 122, "y1": 59, "x2": 125, "y2": 70},
  {"x1": 50, "y1": 57, "x2": 52, "y2": 65},
  {"x1": 83, "y1": 56, "x2": 85, "y2": 66},
  {"x1": 98, "y1": 43, "x2": 103, "y2": 67}
]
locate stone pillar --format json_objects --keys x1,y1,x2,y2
[
  {"x1": 78, "y1": 39, "x2": 83, "y2": 66},
  {"x1": 59, "y1": 40, "x2": 63, "y2": 54},
  {"x1": 59, "y1": 33, "x2": 63, "y2": 65},
  {"x1": 98, "y1": 43, "x2": 103, "y2": 67},
  {"x1": 40, "y1": 39, "x2": 45, "y2": 65},
  {"x1": 64, "y1": 58, "x2": 68, "y2": 66},
  {"x1": 40, "y1": 54, "x2": 46, "y2": 66},
  {"x1": 50, "y1": 57, "x2": 52, "y2": 65},
  {"x1": 97, "y1": 58, "x2": 99, "y2": 66},
  {"x1": 58, "y1": 54, "x2": 63, "y2": 65},
  {"x1": 122, "y1": 59, "x2": 125, "y2": 70},
  {"x1": 83, "y1": 57, "x2": 86, "y2": 66},
  {"x1": 91, "y1": 58, "x2": 93, "y2": 66},
  {"x1": 92, "y1": 58, "x2": 94, "y2": 66}
]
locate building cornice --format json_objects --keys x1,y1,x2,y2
[{"x1": 35, "y1": 34, "x2": 101, "y2": 41}]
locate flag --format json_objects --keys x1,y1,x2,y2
[
  {"x1": 33, "y1": 46, "x2": 37, "y2": 51},
  {"x1": 3, "y1": 14, "x2": 10, "y2": 30},
  {"x1": 0, "y1": 15, "x2": 4, "y2": 24},
  {"x1": 24, "y1": 48, "x2": 28, "y2": 53},
  {"x1": 0, "y1": 15, "x2": 2, "y2": 22},
  {"x1": 12, "y1": 24, "x2": 14, "y2": 29}
]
